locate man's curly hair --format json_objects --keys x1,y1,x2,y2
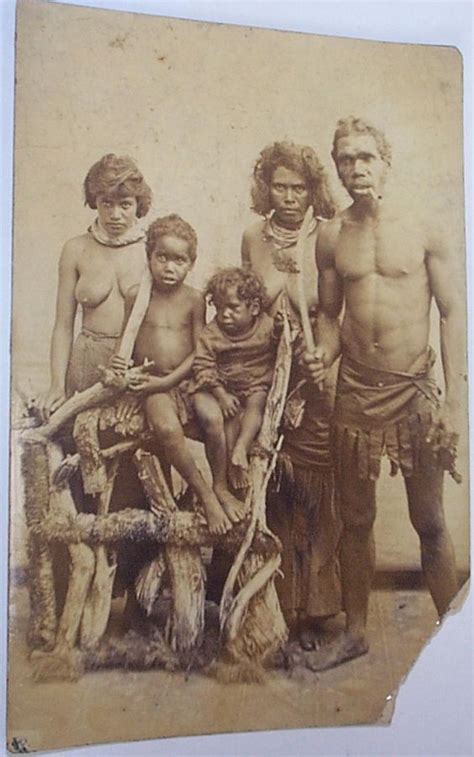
[
  {"x1": 84, "y1": 154, "x2": 152, "y2": 218},
  {"x1": 205, "y1": 267, "x2": 269, "y2": 311},
  {"x1": 331, "y1": 116, "x2": 392, "y2": 166},
  {"x1": 146, "y1": 214, "x2": 198, "y2": 261},
  {"x1": 250, "y1": 141, "x2": 336, "y2": 219}
]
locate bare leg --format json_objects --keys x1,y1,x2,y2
[
  {"x1": 231, "y1": 391, "x2": 267, "y2": 470},
  {"x1": 308, "y1": 465, "x2": 375, "y2": 671},
  {"x1": 225, "y1": 415, "x2": 247, "y2": 490},
  {"x1": 193, "y1": 391, "x2": 246, "y2": 524},
  {"x1": 404, "y1": 468, "x2": 458, "y2": 616},
  {"x1": 146, "y1": 393, "x2": 231, "y2": 535}
]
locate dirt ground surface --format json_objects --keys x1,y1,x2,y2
[
  {"x1": 7, "y1": 582, "x2": 441, "y2": 752},
  {"x1": 6, "y1": 447, "x2": 469, "y2": 752}
]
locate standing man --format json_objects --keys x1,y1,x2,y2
[
  {"x1": 241, "y1": 141, "x2": 342, "y2": 649},
  {"x1": 307, "y1": 117, "x2": 461, "y2": 670}
]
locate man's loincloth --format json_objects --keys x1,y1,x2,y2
[{"x1": 332, "y1": 349, "x2": 442, "y2": 480}]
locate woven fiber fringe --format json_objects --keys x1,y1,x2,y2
[
  {"x1": 332, "y1": 411, "x2": 435, "y2": 481},
  {"x1": 274, "y1": 453, "x2": 333, "y2": 513}
]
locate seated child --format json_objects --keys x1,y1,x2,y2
[
  {"x1": 192, "y1": 267, "x2": 277, "y2": 493},
  {"x1": 112, "y1": 214, "x2": 242, "y2": 536}
]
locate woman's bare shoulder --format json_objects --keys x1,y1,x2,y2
[
  {"x1": 61, "y1": 232, "x2": 91, "y2": 259},
  {"x1": 242, "y1": 218, "x2": 265, "y2": 243}
]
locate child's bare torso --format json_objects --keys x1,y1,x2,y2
[{"x1": 134, "y1": 284, "x2": 199, "y2": 374}]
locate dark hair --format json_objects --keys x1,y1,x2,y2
[
  {"x1": 145, "y1": 214, "x2": 198, "y2": 262},
  {"x1": 250, "y1": 141, "x2": 335, "y2": 219},
  {"x1": 331, "y1": 116, "x2": 392, "y2": 166},
  {"x1": 205, "y1": 267, "x2": 268, "y2": 310},
  {"x1": 84, "y1": 154, "x2": 152, "y2": 218}
]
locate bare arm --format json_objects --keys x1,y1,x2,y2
[
  {"x1": 300, "y1": 221, "x2": 343, "y2": 384},
  {"x1": 39, "y1": 241, "x2": 79, "y2": 418},
  {"x1": 314, "y1": 310, "x2": 341, "y2": 368},
  {"x1": 317, "y1": 220, "x2": 344, "y2": 321},
  {"x1": 314, "y1": 221, "x2": 343, "y2": 366},
  {"x1": 426, "y1": 226, "x2": 464, "y2": 428}
]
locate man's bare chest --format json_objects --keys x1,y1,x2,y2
[{"x1": 335, "y1": 221, "x2": 425, "y2": 281}]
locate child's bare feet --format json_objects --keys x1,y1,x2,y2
[
  {"x1": 229, "y1": 443, "x2": 251, "y2": 490},
  {"x1": 228, "y1": 463, "x2": 249, "y2": 490},
  {"x1": 231, "y1": 442, "x2": 249, "y2": 472},
  {"x1": 214, "y1": 484, "x2": 248, "y2": 524},
  {"x1": 202, "y1": 493, "x2": 232, "y2": 536}
]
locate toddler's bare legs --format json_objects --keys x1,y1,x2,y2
[
  {"x1": 231, "y1": 391, "x2": 267, "y2": 471},
  {"x1": 146, "y1": 393, "x2": 231, "y2": 535},
  {"x1": 225, "y1": 415, "x2": 246, "y2": 490},
  {"x1": 193, "y1": 391, "x2": 247, "y2": 523}
]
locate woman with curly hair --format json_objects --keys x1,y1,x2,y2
[
  {"x1": 192, "y1": 266, "x2": 277, "y2": 511},
  {"x1": 241, "y1": 142, "x2": 342, "y2": 650},
  {"x1": 37, "y1": 155, "x2": 153, "y2": 619},
  {"x1": 39, "y1": 153, "x2": 152, "y2": 419}
]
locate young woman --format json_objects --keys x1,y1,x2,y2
[{"x1": 40, "y1": 153, "x2": 152, "y2": 419}]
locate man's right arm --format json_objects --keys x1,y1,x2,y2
[
  {"x1": 300, "y1": 221, "x2": 343, "y2": 385},
  {"x1": 315, "y1": 220, "x2": 344, "y2": 367},
  {"x1": 317, "y1": 219, "x2": 344, "y2": 318}
]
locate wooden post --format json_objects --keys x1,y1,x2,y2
[
  {"x1": 20, "y1": 439, "x2": 57, "y2": 650},
  {"x1": 30, "y1": 442, "x2": 96, "y2": 681},
  {"x1": 80, "y1": 459, "x2": 119, "y2": 648},
  {"x1": 135, "y1": 451, "x2": 206, "y2": 662}
]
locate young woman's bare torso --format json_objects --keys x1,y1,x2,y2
[{"x1": 67, "y1": 233, "x2": 146, "y2": 336}]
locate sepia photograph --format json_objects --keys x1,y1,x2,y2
[{"x1": 2, "y1": 0, "x2": 472, "y2": 754}]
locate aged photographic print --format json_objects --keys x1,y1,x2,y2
[{"x1": 6, "y1": 0, "x2": 470, "y2": 752}]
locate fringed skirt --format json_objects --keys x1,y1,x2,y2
[
  {"x1": 267, "y1": 379, "x2": 342, "y2": 621},
  {"x1": 268, "y1": 458, "x2": 341, "y2": 620}
]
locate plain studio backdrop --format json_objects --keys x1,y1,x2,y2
[
  {"x1": 11, "y1": 0, "x2": 469, "y2": 571},
  {"x1": 12, "y1": 0, "x2": 465, "y2": 389},
  {"x1": 3, "y1": 1, "x2": 472, "y2": 756}
]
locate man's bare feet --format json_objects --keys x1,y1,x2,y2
[
  {"x1": 214, "y1": 484, "x2": 248, "y2": 524},
  {"x1": 202, "y1": 492, "x2": 232, "y2": 536},
  {"x1": 306, "y1": 632, "x2": 369, "y2": 672}
]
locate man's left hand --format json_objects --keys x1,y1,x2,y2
[{"x1": 426, "y1": 401, "x2": 460, "y2": 453}]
